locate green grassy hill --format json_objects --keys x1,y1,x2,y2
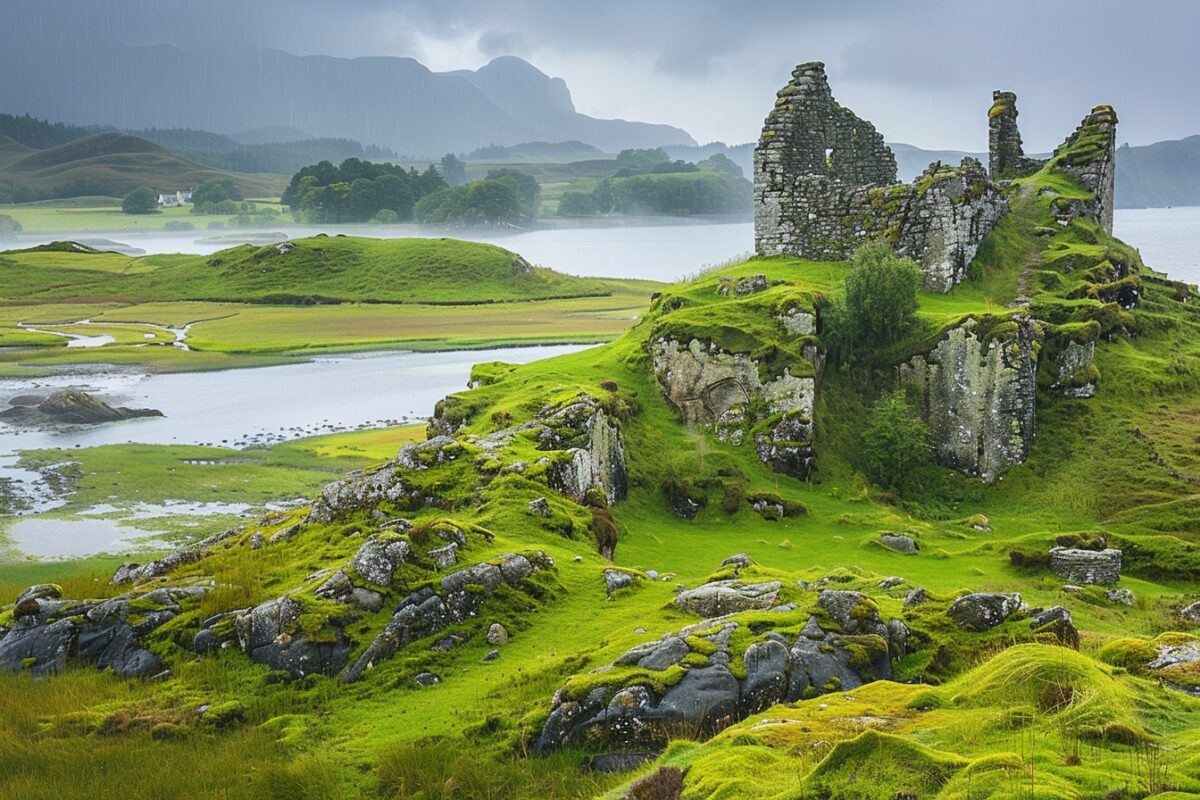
[
  {"x1": 0, "y1": 236, "x2": 610, "y2": 305},
  {"x1": 5, "y1": 132, "x2": 1200, "y2": 800},
  {"x1": 0, "y1": 131, "x2": 287, "y2": 200}
]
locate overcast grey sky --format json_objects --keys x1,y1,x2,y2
[{"x1": 9, "y1": 0, "x2": 1200, "y2": 149}]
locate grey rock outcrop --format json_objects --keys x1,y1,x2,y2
[
  {"x1": 1051, "y1": 339, "x2": 1098, "y2": 398},
  {"x1": 1054, "y1": 105, "x2": 1118, "y2": 233},
  {"x1": 652, "y1": 338, "x2": 816, "y2": 478},
  {"x1": 534, "y1": 601, "x2": 908, "y2": 753},
  {"x1": 350, "y1": 534, "x2": 412, "y2": 587},
  {"x1": 339, "y1": 552, "x2": 552, "y2": 683},
  {"x1": 0, "y1": 390, "x2": 163, "y2": 426},
  {"x1": 235, "y1": 595, "x2": 352, "y2": 678},
  {"x1": 604, "y1": 569, "x2": 637, "y2": 596},
  {"x1": 900, "y1": 316, "x2": 1039, "y2": 482},
  {"x1": 948, "y1": 592, "x2": 1024, "y2": 632},
  {"x1": 674, "y1": 580, "x2": 781, "y2": 617},
  {"x1": 1048, "y1": 547, "x2": 1122, "y2": 586},
  {"x1": 0, "y1": 584, "x2": 208, "y2": 678},
  {"x1": 111, "y1": 526, "x2": 242, "y2": 585},
  {"x1": 540, "y1": 399, "x2": 628, "y2": 505},
  {"x1": 879, "y1": 533, "x2": 919, "y2": 554}
]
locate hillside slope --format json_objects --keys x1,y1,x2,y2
[
  {"x1": 0, "y1": 131, "x2": 287, "y2": 199},
  {"x1": 5, "y1": 101, "x2": 1200, "y2": 800}
]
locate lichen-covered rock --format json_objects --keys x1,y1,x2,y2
[
  {"x1": 1106, "y1": 588, "x2": 1135, "y2": 606},
  {"x1": 900, "y1": 316, "x2": 1038, "y2": 482},
  {"x1": 534, "y1": 608, "x2": 908, "y2": 753},
  {"x1": 674, "y1": 580, "x2": 781, "y2": 617},
  {"x1": 1048, "y1": 547, "x2": 1122, "y2": 586},
  {"x1": 350, "y1": 534, "x2": 412, "y2": 587},
  {"x1": 948, "y1": 592, "x2": 1023, "y2": 632},
  {"x1": 339, "y1": 552, "x2": 552, "y2": 683},
  {"x1": 1051, "y1": 339, "x2": 1098, "y2": 398},
  {"x1": 777, "y1": 307, "x2": 816, "y2": 336},
  {"x1": 543, "y1": 402, "x2": 628, "y2": 505},
  {"x1": 306, "y1": 465, "x2": 416, "y2": 523},
  {"x1": 604, "y1": 569, "x2": 637, "y2": 596},
  {"x1": 652, "y1": 338, "x2": 816, "y2": 479},
  {"x1": 0, "y1": 584, "x2": 206, "y2": 677},
  {"x1": 1029, "y1": 605, "x2": 1079, "y2": 648},
  {"x1": 235, "y1": 596, "x2": 352, "y2": 678},
  {"x1": 879, "y1": 533, "x2": 919, "y2": 554},
  {"x1": 395, "y1": 435, "x2": 462, "y2": 470},
  {"x1": 111, "y1": 527, "x2": 241, "y2": 585},
  {"x1": 487, "y1": 623, "x2": 508, "y2": 646}
]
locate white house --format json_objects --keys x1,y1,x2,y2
[{"x1": 157, "y1": 190, "x2": 193, "y2": 208}]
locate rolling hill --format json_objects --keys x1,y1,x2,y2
[
  {"x1": 0, "y1": 236, "x2": 612, "y2": 305},
  {"x1": 0, "y1": 131, "x2": 287, "y2": 201}
]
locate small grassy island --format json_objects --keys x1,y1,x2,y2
[{"x1": 3, "y1": 64, "x2": 1200, "y2": 800}]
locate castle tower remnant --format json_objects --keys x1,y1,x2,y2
[{"x1": 988, "y1": 91, "x2": 1045, "y2": 179}]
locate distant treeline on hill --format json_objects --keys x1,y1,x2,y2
[
  {"x1": 281, "y1": 159, "x2": 447, "y2": 224},
  {"x1": 558, "y1": 148, "x2": 751, "y2": 217}
]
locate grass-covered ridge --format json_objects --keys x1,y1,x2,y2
[{"x1": 7, "y1": 131, "x2": 1200, "y2": 800}]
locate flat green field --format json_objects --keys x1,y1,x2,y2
[
  {"x1": 0, "y1": 198, "x2": 286, "y2": 233},
  {"x1": 0, "y1": 236, "x2": 660, "y2": 371}
]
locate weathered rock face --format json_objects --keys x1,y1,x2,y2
[
  {"x1": 674, "y1": 580, "x2": 782, "y2": 617},
  {"x1": 652, "y1": 338, "x2": 816, "y2": 479},
  {"x1": 543, "y1": 404, "x2": 628, "y2": 505},
  {"x1": 112, "y1": 526, "x2": 242, "y2": 585},
  {"x1": 900, "y1": 316, "x2": 1039, "y2": 482},
  {"x1": 0, "y1": 584, "x2": 208, "y2": 678},
  {"x1": 1048, "y1": 547, "x2": 1122, "y2": 586},
  {"x1": 896, "y1": 159, "x2": 1008, "y2": 293},
  {"x1": 235, "y1": 595, "x2": 352, "y2": 678},
  {"x1": 753, "y1": 62, "x2": 1006, "y2": 293},
  {"x1": 1051, "y1": 339, "x2": 1098, "y2": 398},
  {"x1": 350, "y1": 534, "x2": 412, "y2": 587},
  {"x1": 534, "y1": 604, "x2": 908, "y2": 754},
  {"x1": 339, "y1": 551, "x2": 552, "y2": 683},
  {"x1": 948, "y1": 592, "x2": 1024, "y2": 632},
  {"x1": 988, "y1": 91, "x2": 1046, "y2": 179}
]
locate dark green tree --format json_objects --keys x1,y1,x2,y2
[
  {"x1": 121, "y1": 186, "x2": 158, "y2": 215},
  {"x1": 843, "y1": 243, "x2": 923, "y2": 349},
  {"x1": 485, "y1": 168, "x2": 540, "y2": 216},
  {"x1": 860, "y1": 389, "x2": 931, "y2": 496}
]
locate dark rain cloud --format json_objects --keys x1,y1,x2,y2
[{"x1": 3, "y1": 0, "x2": 1198, "y2": 147}]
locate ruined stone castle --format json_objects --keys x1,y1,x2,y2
[{"x1": 753, "y1": 62, "x2": 1117, "y2": 291}]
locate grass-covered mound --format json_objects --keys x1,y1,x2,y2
[{"x1": 133, "y1": 236, "x2": 612, "y2": 304}]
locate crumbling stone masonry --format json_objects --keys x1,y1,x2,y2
[
  {"x1": 988, "y1": 91, "x2": 1045, "y2": 179},
  {"x1": 754, "y1": 62, "x2": 1008, "y2": 293}
]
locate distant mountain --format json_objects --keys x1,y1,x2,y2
[
  {"x1": 0, "y1": 132, "x2": 286, "y2": 201},
  {"x1": 0, "y1": 46, "x2": 694, "y2": 158},
  {"x1": 1115, "y1": 136, "x2": 1200, "y2": 208}
]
